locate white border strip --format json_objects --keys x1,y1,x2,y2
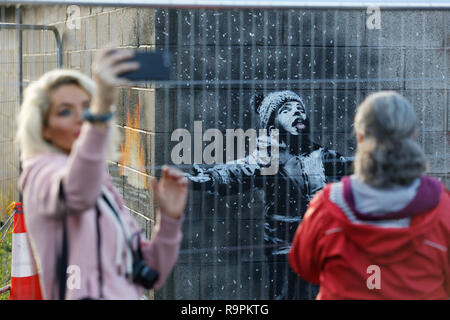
[{"x1": 2, "y1": 0, "x2": 450, "y2": 9}]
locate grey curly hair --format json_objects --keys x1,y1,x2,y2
[{"x1": 354, "y1": 91, "x2": 427, "y2": 188}]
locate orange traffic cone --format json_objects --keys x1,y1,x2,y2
[{"x1": 9, "y1": 202, "x2": 43, "y2": 300}]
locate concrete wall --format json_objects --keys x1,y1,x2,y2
[{"x1": 0, "y1": 5, "x2": 448, "y2": 299}]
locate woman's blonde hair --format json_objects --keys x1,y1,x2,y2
[
  {"x1": 16, "y1": 69, "x2": 120, "y2": 163},
  {"x1": 354, "y1": 91, "x2": 427, "y2": 188}
]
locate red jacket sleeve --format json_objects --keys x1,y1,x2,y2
[
  {"x1": 289, "y1": 188, "x2": 328, "y2": 284},
  {"x1": 444, "y1": 189, "x2": 450, "y2": 298}
]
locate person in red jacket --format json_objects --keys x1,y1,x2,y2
[{"x1": 289, "y1": 91, "x2": 450, "y2": 299}]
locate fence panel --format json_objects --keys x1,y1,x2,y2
[
  {"x1": 0, "y1": 6, "x2": 62, "y2": 298},
  {"x1": 0, "y1": 2, "x2": 448, "y2": 300}
]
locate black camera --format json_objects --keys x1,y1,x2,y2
[
  {"x1": 131, "y1": 232, "x2": 159, "y2": 289},
  {"x1": 132, "y1": 259, "x2": 159, "y2": 290}
]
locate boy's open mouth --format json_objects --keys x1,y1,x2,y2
[{"x1": 292, "y1": 118, "x2": 306, "y2": 131}]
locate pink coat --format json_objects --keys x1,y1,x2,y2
[{"x1": 19, "y1": 122, "x2": 183, "y2": 299}]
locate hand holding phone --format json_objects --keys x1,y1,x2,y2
[{"x1": 92, "y1": 49, "x2": 140, "y2": 113}]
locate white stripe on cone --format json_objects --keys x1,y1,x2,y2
[{"x1": 11, "y1": 233, "x2": 38, "y2": 278}]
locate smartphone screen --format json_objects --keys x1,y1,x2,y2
[{"x1": 117, "y1": 50, "x2": 172, "y2": 81}]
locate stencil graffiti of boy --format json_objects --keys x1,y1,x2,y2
[{"x1": 187, "y1": 90, "x2": 352, "y2": 299}]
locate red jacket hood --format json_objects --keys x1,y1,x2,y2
[{"x1": 323, "y1": 178, "x2": 447, "y2": 265}]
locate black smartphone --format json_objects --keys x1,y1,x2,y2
[{"x1": 115, "y1": 50, "x2": 172, "y2": 81}]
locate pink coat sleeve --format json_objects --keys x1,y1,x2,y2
[
  {"x1": 139, "y1": 213, "x2": 183, "y2": 290},
  {"x1": 113, "y1": 186, "x2": 183, "y2": 291},
  {"x1": 21, "y1": 122, "x2": 110, "y2": 218},
  {"x1": 107, "y1": 177, "x2": 183, "y2": 291},
  {"x1": 61, "y1": 122, "x2": 110, "y2": 213}
]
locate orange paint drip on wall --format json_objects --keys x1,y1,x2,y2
[{"x1": 120, "y1": 90, "x2": 148, "y2": 190}]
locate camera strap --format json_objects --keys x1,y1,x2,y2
[
  {"x1": 56, "y1": 181, "x2": 104, "y2": 299},
  {"x1": 56, "y1": 205, "x2": 68, "y2": 299},
  {"x1": 56, "y1": 181, "x2": 68, "y2": 300},
  {"x1": 57, "y1": 181, "x2": 147, "y2": 299},
  {"x1": 98, "y1": 186, "x2": 134, "y2": 278},
  {"x1": 94, "y1": 203, "x2": 104, "y2": 299},
  {"x1": 99, "y1": 187, "x2": 159, "y2": 290}
]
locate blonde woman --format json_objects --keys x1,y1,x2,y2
[
  {"x1": 16, "y1": 49, "x2": 188, "y2": 300},
  {"x1": 289, "y1": 91, "x2": 450, "y2": 299}
]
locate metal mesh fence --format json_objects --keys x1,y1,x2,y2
[
  {"x1": 0, "y1": 7, "x2": 20, "y2": 299},
  {"x1": 0, "y1": 2, "x2": 448, "y2": 300},
  {"x1": 0, "y1": 6, "x2": 62, "y2": 298}
]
